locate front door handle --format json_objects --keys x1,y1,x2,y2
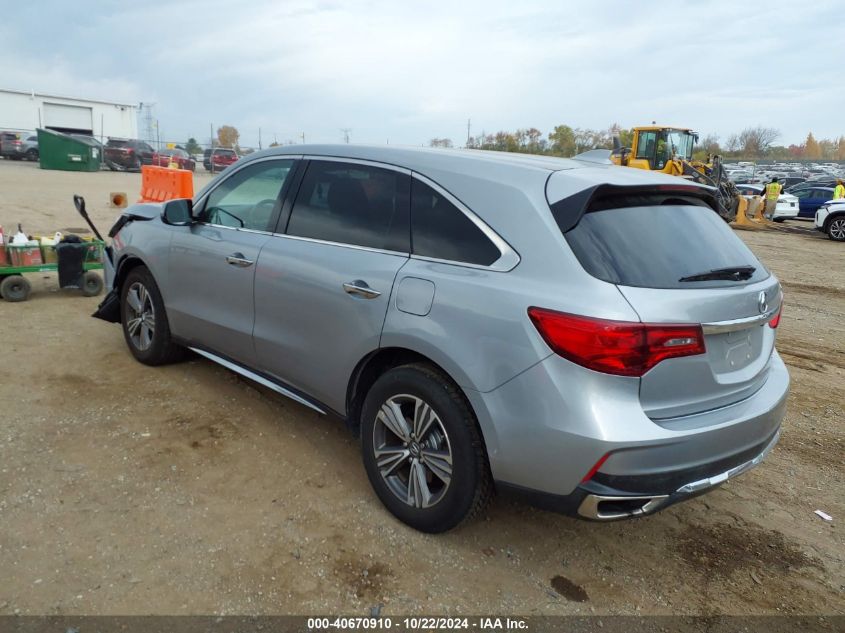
[
  {"x1": 343, "y1": 280, "x2": 381, "y2": 299},
  {"x1": 226, "y1": 252, "x2": 254, "y2": 267}
]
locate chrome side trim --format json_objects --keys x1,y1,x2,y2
[
  {"x1": 701, "y1": 303, "x2": 781, "y2": 334},
  {"x1": 189, "y1": 347, "x2": 325, "y2": 414},
  {"x1": 411, "y1": 172, "x2": 521, "y2": 273},
  {"x1": 268, "y1": 231, "x2": 410, "y2": 258},
  {"x1": 675, "y1": 429, "x2": 780, "y2": 494}
]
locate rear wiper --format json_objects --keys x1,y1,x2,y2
[{"x1": 679, "y1": 265, "x2": 756, "y2": 282}]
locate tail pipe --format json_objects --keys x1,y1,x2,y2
[{"x1": 577, "y1": 494, "x2": 668, "y2": 521}]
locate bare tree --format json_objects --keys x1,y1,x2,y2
[{"x1": 737, "y1": 126, "x2": 780, "y2": 156}]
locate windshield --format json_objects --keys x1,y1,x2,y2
[{"x1": 662, "y1": 130, "x2": 694, "y2": 160}]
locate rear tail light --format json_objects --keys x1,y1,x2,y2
[
  {"x1": 527, "y1": 307, "x2": 706, "y2": 377},
  {"x1": 768, "y1": 304, "x2": 782, "y2": 329}
]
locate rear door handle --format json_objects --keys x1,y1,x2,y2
[
  {"x1": 226, "y1": 252, "x2": 254, "y2": 267},
  {"x1": 343, "y1": 280, "x2": 381, "y2": 299}
]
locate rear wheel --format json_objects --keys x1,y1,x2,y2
[
  {"x1": 26, "y1": 148, "x2": 38, "y2": 161},
  {"x1": 828, "y1": 217, "x2": 845, "y2": 242},
  {"x1": 120, "y1": 266, "x2": 184, "y2": 365},
  {"x1": 81, "y1": 271, "x2": 104, "y2": 297},
  {"x1": 360, "y1": 364, "x2": 492, "y2": 533},
  {"x1": 0, "y1": 275, "x2": 32, "y2": 302}
]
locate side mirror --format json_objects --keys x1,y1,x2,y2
[{"x1": 162, "y1": 198, "x2": 194, "y2": 225}]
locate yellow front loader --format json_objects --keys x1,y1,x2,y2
[{"x1": 610, "y1": 126, "x2": 740, "y2": 222}]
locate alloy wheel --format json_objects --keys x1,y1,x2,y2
[
  {"x1": 372, "y1": 394, "x2": 453, "y2": 509},
  {"x1": 125, "y1": 281, "x2": 156, "y2": 351},
  {"x1": 830, "y1": 218, "x2": 845, "y2": 241}
]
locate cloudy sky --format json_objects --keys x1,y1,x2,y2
[{"x1": 2, "y1": 0, "x2": 844, "y2": 148}]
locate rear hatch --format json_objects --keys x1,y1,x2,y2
[{"x1": 549, "y1": 177, "x2": 782, "y2": 420}]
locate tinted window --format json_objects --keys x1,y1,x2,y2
[
  {"x1": 107, "y1": 139, "x2": 128, "y2": 147},
  {"x1": 287, "y1": 160, "x2": 410, "y2": 252},
  {"x1": 410, "y1": 179, "x2": 500, "y2": 266},
  {"x1": 564, "y1": 205, "x2": 769, "y2": 289},
  {"x1": 200, "y1": 159, "x2": 294, "y2": 231}
]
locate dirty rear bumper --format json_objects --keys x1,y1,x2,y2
[{"x1": 498, "y1": 428, "x2": 780, "y2": 520}]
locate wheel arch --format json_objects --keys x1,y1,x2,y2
[
  {"x1": 345, "y1": 346, "x2": 494, "y2": 455},
  {"x1": 823, "y1": 211, "x2": 845, "y2": 233}
]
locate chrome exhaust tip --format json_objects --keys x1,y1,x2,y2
[{"x1": 577, "y1": 494, "x2": 668, "y2": 520}]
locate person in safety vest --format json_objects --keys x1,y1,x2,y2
[
  {"x1": 834, "y1": 179, "x2": 845, "y2": 200},
  {"x1": 761, "y1": 177, "x2": 783, "y2": 219}
]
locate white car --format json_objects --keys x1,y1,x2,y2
[
  {"x1": 815, "y1": 200, "x2": 845, "y2": 241},
  {"x1": 735, "y1": 184, "x2": 799, "y2": 221}
]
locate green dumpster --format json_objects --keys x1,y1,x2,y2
[{"x1": 37, "y1": 128, "x2": 102, "y2": 172}]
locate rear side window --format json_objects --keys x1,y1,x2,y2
[
  {"x1": 411, "y1": 179, "x2": 499, "y2": 266},
  {"x1": 564, "y1": 205, "x2": 769, "y2": 289},
  {"x1": 287, "y1": 160, "x2": 410, "y2": 252}
]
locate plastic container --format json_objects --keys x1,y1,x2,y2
[{"x1": 8, "y1": 242, "x2": 44, "y2": 267}]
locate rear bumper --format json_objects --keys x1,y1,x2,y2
[
  {"x1": 498, "y1": 428, "x2": 779, "y2": 520},
  {"x1": 467, "y1": 350, "x2": 789, "y2": 517}
]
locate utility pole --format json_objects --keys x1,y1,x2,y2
[
  {"x1": 258, "y1": 127, "x2": 262, "y2": 150},
  {"x1": 467, "y1": 118, "x2": 471, "y2": 147},
  {"x1": 210, "y1": 123, "x2": 214, "y2": 149},
  {"x1": 341, "y1": 128, "x2": 351, "y2": 144},
  {"x1": 301, "y1": 132, "x2": 305, "y2": 144}
]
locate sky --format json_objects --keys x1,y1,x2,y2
[{"x1": 2, "y1": 0, "x2": 844, "y2": 149}]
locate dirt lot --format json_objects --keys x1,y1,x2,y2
[{"x1": 0, "y1": 161, "x2": 842, "y2": 616}]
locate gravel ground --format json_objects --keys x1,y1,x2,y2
[{"x1": 0, "y1": 161, "x2": 842, "y2": 616}]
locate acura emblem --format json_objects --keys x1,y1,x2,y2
[{"x1": 758, "y1": 291, "x2": 768, "y2": 314}]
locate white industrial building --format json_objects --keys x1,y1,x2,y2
[{"x1": 0, "y1": 88, "x2": 138, "y2": 140}]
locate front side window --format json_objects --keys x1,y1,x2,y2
[
  {"x1": 410, "y1": 179, "x2": 500, "y2": 266},
  {"x1": 635, "y1": 131, "x2": 657, "y2": 160},
  {"x1": 200, "y1": 159, "x2": 294, "y2": 231},
  {"x1": 286, "y1": 160, "x2": 410, "y2": 252}
]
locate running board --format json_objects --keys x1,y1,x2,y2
[{"x1": 189, "y1": 347, "x2": 326, "y2": 415}]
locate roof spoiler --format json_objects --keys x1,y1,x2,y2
[
  {"x1": 571, "y1": 149, "x2": 613, "y2": 165},
  {"x1": 549, "y1": 183, "x2": 719, "y2": 233}
]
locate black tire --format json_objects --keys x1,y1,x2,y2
[
  {"x1": 120, "y1": 266, "x2": 184, "y2": 365},
  {"x1": 81, "y1": 271, "x2": 104, "y2": 297},
  {"x1": 827, "y1": 217, "x2": 845, "y2": 242},
  {"x1": 26, "y1": 149, "x2": 38, "y2": 161},
  {"x1": 773, "y1": 218, "x2": 785, "y2": 223},
  {"x1": 0, "y1": 275, "x2": 32, "y2": 302},
  {"x1": 360, "y1": 363, "x2": 492, "y2": 533}
]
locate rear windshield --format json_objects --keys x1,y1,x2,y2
[
  {"x1": 564, "y1": 205, "x2": 770, "y2": 289},
  {"x1": 107, "y1": 139, "x2": 128, "y2": 147},
  {"x1": 216, "y1": 149, "x2": 236, "y2": 157}
]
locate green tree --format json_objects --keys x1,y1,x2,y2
[
  {"x1": 548, "y1": 125, "x2": 576, "y2": 156},
  {"x1": 184, "y1": 137, "x2": 202, "y2": 155}
]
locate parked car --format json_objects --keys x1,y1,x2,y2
[
  {"x1": 203, "y1": 148, "x2": 239, "y2": 172},
  {"x1": 0, "y1": 131, "x2": 38, "y2": 160},
  {"x1": 152, "y1": 148, "x2": 196, "y2": 171},
  {"x1": 815, "y1": 200, "x2": 845, "y2": 241},
  {"x1": 94, "y1": 146, "x2": 788, "y2": 533},
  {"x1": 104, "y1": 139, "x2": 155, "y2": 171},
  {"x1": 792, "y1": 186, "x2": 835, "y2": 219},
  {"x1": 735, "y1": 184, "x2": 799, "y2": 221}
]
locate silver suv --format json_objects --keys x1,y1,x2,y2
[{"x1": 95, "y1": 145, "x2": 789, "y2": 532}]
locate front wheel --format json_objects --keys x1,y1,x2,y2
[
  {"x1": 360, "y1": 364, "x2": 492, "y2": 533},
  {"x1": 828, "y1": 217, "x2": 845, "y2": 242},
  {"x1": 0, "y1": 275, "x2": 31, "y2": 302},
  {"x1": 120, "y1": 266, "x2": 184, "y2": 365}
]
